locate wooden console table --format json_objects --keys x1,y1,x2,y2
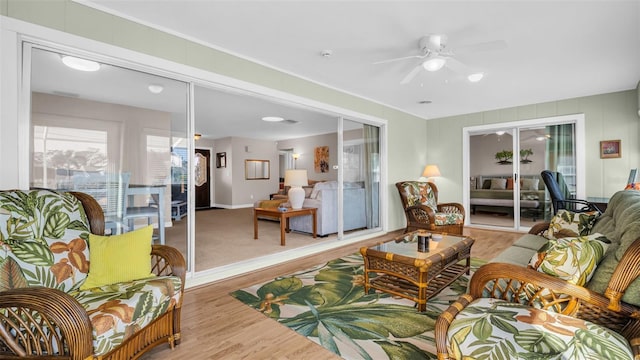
[{"x1": 253, "y1": 207, "x2": 317, "y2": 246}]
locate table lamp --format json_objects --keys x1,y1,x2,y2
[
  {"x1": 422, "y1": 165, "x2": 441, "y2": 182},
  {"x1": 284, "y1": 169, "x2": 308, "y2": 209}
]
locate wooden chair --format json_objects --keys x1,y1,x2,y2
[
  {"x1": 434, "y1": 237, "x2": 640, "y2": 359},
  {"x1": 395, "y1": 181, "x2": 465, "y2": 235},
  {"x1": 0, "y1": 190, "x2": 186, "y2": 360}
]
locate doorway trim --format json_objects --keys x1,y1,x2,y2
[{"x1": 462, "y1": 113, "x2": 586, "y2": 231}]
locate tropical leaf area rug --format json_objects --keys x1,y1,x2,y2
[{"x1": 230, "y1": 253, "x2": 486, "y2": 360}]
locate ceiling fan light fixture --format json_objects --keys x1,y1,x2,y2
[
  {"x1": 148, "y1": 84, "x2": 164, "y2": 94},
  {"x1": 468, "y1": 72, "x2": 484, "y2": 82},
  {"x1": 61, "y1": 55, "x2": 101, "y2": 72},
  {"x1": 261, "y1": 116, "x2": 284, "y2": 122},
  {"x1": 422, "y1": 57, "x2": 446, "y2": 72}
]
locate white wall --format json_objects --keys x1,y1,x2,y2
[
  {"x1": 231, "y1": 136, "x2": 279, "y2": 206},
  {"x1": 277, "y1": 132, "x2": 339, "y2": 182}
]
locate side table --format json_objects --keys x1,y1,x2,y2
[{"x1": 253, "y1": 207, "x2": 317, "y2": 246}]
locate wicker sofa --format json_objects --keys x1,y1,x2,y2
[
  {"x1": 0, "y1": 189, "x2": 186, "y2": 360},
  {"x1": 435, "y1": 189, "x2": 640, "y2": 359}
]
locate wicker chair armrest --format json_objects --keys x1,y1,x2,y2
[
  {"x1": 528, "y1": 222, "x2": 550, "y2": 235},
  {"x1": 435, "y1": 294, "x2": 475, "y2": 360},
  {"x1": 0, "y1": 287, "x2": 93, "y2": 360},
  {"x1": 436, "y1": 263, "x2": 640, "y2": 359},
  {"x1": 436, "y1": 202, "x2": 465, "y2": 215},
  {"x1": 468, "y1": 263, "x2": 640, "y2": 318},
  {"x1": 151, "y1": 244, "x2": 186, "y2": 287},
  {"x1": 605, "y1": 237, "x2": 640, "y2": 311},
  {"x1": 69, "y1": 191, "x2": 105, "y2": 236}
]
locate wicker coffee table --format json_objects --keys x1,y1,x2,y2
[{"x1": 360, "y1": 231, "x2": 474, "y2": 311}]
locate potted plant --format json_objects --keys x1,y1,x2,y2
[
  {"x1": 495, "y1": 150, "x2": 513, "y2": 164},
  {"x1": 520, "y1": 148, "x2": 534, "y2": 163}
]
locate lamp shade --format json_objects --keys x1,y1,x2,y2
[
  {"x1": 284, "y1": 169, "x2": 308, "y2": 187},
  {"x1": 422, "y1": 165, "x2": 441, "y2": 178},
  {"x1": 284, "y1": 169, "x2": 308, "y2": 209}
]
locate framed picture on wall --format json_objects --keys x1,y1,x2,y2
[
  {"x1": 216, "y1": 152, "x2": 226, "y2": 168},
  {"x1": 314, "y1": 146, "x2": 329, "y2": 173},
  {"x1": 600, "y1": 140, "x2": 621, "y2": 159}
]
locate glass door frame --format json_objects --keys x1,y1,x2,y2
[
  {"x1": 462, "y1": 114, "x2": 586, "y2": 231},
  {"x1": 11, "y1": 24, "x2": 389, "y2": 288}
]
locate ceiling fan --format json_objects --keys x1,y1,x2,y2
[{"x1": 374, "y1": 34, "x2": 506, "y2": 84}]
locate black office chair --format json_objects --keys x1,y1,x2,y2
[{"x1": 540, "y1": 170, "x2": 602, "y2": 215}]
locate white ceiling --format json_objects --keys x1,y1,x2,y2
[
  {"x1": 34, "y1": 1, "x2": 640, "y2": 141},
  {"x1": 80, "y1": 0, "x2": 640, "y2": 121}
]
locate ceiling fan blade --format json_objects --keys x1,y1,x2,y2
[
  {"x1": 373, "y1": 54, "x2": 426, "y2": 65},
  {"x1": 400, "y1": 65, "x2": 423, "y2": 84},
  {"x1": 445, "y1": 58, "x2": 470, "y2": 74},
  {"x1": 456, "y1": 40, "x2": 508, "y2": 54}
]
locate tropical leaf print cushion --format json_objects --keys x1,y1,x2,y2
[
  {"x1": 447, "y1": 298, "x2": 633, "y2": 359},
  {"x1": 529, "y1": 233, "x2": 610, "y2": 286},
  {"x1": 401, "y1": 182, "x2": 437, "y2": 211},
  {"x1": 545, "y1": 209, "x2": 599, "y2": 239},
  {"x1": 434, "y1": 212, "x2": 464, "y2": 226},
  {"x1": 0, "y1": 190, "x2": 90, "y2": 292},
  {"x1": 70, "y1": 275, "x2": 182, "y2": 356}
]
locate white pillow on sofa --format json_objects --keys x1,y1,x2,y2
[
  {"x1": 521, "y1": 178, "x2": 539, "y2": 190},
  {"x1": 490, "y1": 178, "x2": 507, "y2": 190}
]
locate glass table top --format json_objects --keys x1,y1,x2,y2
[{"x1": 367, "y1": 231, "x2": 468, "y2": 258}]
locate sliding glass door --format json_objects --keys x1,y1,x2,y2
[
  {"x1": 466, "y1": 116, "x2": 583, "y2": 230},
  {"x1": 28, "y1": 45, "x2": 190, "y2": 269},
  {"x1": 342, "y1": 120, "x2": 381, "y2": 236},
  {"x1": 25, "y1": 40, "x2": 388, "y2": 281}
]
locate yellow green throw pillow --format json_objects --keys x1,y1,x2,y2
[
  {"x1": 529, "y1": 233, "x2": 610, "y2": 286},
  {"x1": 80, "y1": 225, "x2": 155, "y2": 290}
]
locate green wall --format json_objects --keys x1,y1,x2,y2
[{"x1": 426, "y1": 90, "x2": 640, "y2": 202}]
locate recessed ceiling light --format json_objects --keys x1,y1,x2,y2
[
  {"x1": 468, "y1": 72, "x2": 484, "y2": 82},
  {"x1": 61, "y1": 55, "x2": 100, "y2": 72},
  {"x1": 496, "y1": 131, "x2": 506, "y2": 136},
  {"x1": 262, "y1": 116, "x2": 284, "y2": 122},
  {"x1": 148, "y1": 84, "x2": 164, "y2": 94},
  {"x1": 320, "y1": 50, "x2": 333, "y2": 57}
]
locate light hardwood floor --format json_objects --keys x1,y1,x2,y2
[{"x1": 142, "y1": 227, "x2": 524, "y2": 359}]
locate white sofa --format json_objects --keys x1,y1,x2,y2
[{"x1": 289, "y1": 181, "x2": 367, "y2": 236}]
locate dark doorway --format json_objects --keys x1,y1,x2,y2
[{"x1": 195, "y1": 148, "x2": 211, "y2": 209}]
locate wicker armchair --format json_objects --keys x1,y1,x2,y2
[
  {"x1": 395, "y1": 181, "x2": 465, "y2": 235},
  {"x1": 0, "y1": 190, "x2": 186, "y2": 360},
  {"x1": 435, "y1": 237, "x2": 640, "y2": 359}
]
